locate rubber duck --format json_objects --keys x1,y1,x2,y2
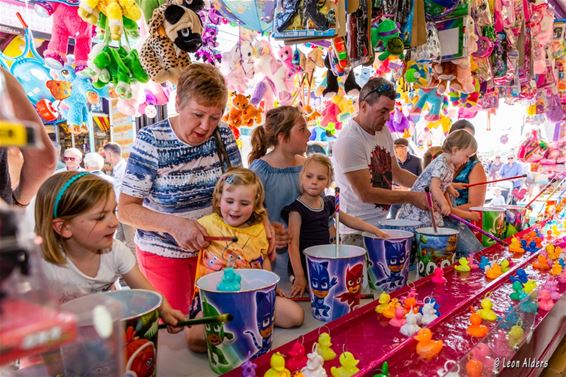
[
  {"x1": 543, "y1": 279, "x2": 561, "y2": 300},
  {"x1": 533, "y1": 254, "x2": 550, "y2": 272},
  {"x1": 389, "y1": 304, "x2": 406, "y2": 327},
  {"x1": 454, "y1": 257, "x2": 471, "y2": 272},
  {"x1": 472, "y1": 343, "x2": 494, "y2": 371},
  {"x1": 301, "y1": 344, "x2": 327, "y2": 377},
  {"x1": 381, "y1": 298, "x2": 399, "y2": 319},
  {"x1": 414, "y1": 328, "x2": 443, "y2": 360},
  {"x1": 508, "y1": 324, "x2": 524, "y2": 349},
  {"x1": 466, "y1": 312, "x2": 488, "y2": 338},
  {"x1": 403, "y1": 296, "x2": 419, "y2": 314},
  {"x1": 375, "y1": 292, "x2": 390, "y2": 315},
  {"x1": 400, "y1": 309, "x2": 421, "y2": 337},
  {"x1": 372, "y1": 362, "x2": 388, "y2": 377},
  {"x1": 522, "y1": 279, "x2": 537, "y2": 294},
  {"x1": 550, "y1": 261, "x2": 562, "y2": 276},
  {"x1": 519, "y1": 297, "x2": 538, "y2": 314},
  {"x1": 558, "y1": 267, "x2": 566, "y2": 284},
  {"x1": 509, "y1": 238, "x2": 524, "y2": 254},
  {"x1": 509, "y1": 281, "x2": 527, "y2": 301},
  {"x1": 546, "y1": 244, "x2": 560, "y2": 260},
  {"x1": 476, "y1": 297, "x2": 497, "y2": 322},
  {"x1": 286, "y1": 341, "x2": 308, "y2": 372},
  {"x1": 330, "y1": 352, "x2": 359, "y2": 377},
  {"x1": 485, "y1": 263, "x2": 502, "y2": 279},
  {"x1": 465, "y1": 357, "x2": 483, "y2": 377},
  {"x1": 479, "y1": 256, "x2": 490, "y2": 271},
  {"x1": 499, "y1": 258, "x2": 510, "y2": 273},
  {"x1": 422, "y1": 297, "x2": 441, "y2": 316},
  {"x1": 242, "y1": 360, "x2": 258, "y2": 377},
  {"x1": 510, "y1": 269, "x2": 528, "y2": 284},
  {"x1": 431, "y1": 267, "x2": 447, "y2": 284},
  {"x1": 316, "y1": 333, "x2": 336, "y2": 361},
  {"x1": 265, "y1": 352, "x2": 291, "y2": 377},
  {"x1": 491, "y1": 329, "x2": 512, "y2": 358},
  {"x1": 420, "y1": 302, "x2": 438, "y2": 325},
  {"x1": 466, "y1": 256, "x2": 479, "y2": 270},
  {"x1": 217, "y1": 267, "x2": 241, "y2": 291},
  {"x1": 538, "y1": 289, "x2": 554, "y2": 311},
  {"x1": 500, "y1": 305, "x2": 519, "y2": 330}
]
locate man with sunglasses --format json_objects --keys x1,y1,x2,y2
[
  {"x1": 332, "y1": 78, "x2": 429, "y2": 245},
  {"x1": 56, "y1": 147, "x2": 84, "y2": 173}
]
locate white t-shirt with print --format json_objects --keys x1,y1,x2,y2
[
  {"x1": 40, "y1": 240, "x2": 136, "y2": 304},
  {"x1": 332, "y1": 119, "x2": 395, "y2": 233}
]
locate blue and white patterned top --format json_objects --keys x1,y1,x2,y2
[
  {"x1": 396, "y1": 153, "x2": 454, "y2": 227},
  {"x1": 121, "y1": 120, "x2": 242, "y2": 258}
]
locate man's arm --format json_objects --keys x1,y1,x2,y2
[
  {"x1": 3, "y1": 68, "x2": 56, "y2": 204},
  {"x1": 391, "y1": 154, "x2": 417, "y2": 188},
  {"x1": 345, "y1": 168, "x2": 428, "y2": 209}
]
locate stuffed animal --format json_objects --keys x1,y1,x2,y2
[
  {"x1": 140, "y1": 0, "x2": 204, "y2": 83},
  {"x1": 251, "y1": 40, "x2": 294, "y2": 107},
  {"x1": 78, "y1": 0, "x2": 142, "y2": 41},
  {"x1": 220, "y1": 38, "x2": 255, "y2": 92},
  {"x1": 322, "y1": 54, "x2": 360, "y2": 98},
  {"x1": 44, "y1": 3, "x2": 93, "y2": 70},
  {"x1": 371, "y1": 18, "x2": 405, "y2": 61}
]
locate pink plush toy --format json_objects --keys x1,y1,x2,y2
[{"x1": 44, "y1": 3, "x2": 93, "y2": 70}]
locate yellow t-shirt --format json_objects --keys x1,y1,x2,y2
[{"x1": 194, "y1": 213, "x2": 269, "y2": 290}]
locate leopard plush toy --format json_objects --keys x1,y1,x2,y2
[{"x1": 140, "y1": 0, "x2": 204, "y2": 84}]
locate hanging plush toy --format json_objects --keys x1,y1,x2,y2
[
  {"x1": 44, "y1": 3, "x2": 93, "y2": 70},
  {"x1": 251, "y1": 40, "x2": 294, "y2": 107},
  {"x1": 220, "y1": 38, "x2": 255, "y2": 93},
  {"x1": 140, "y1": 0, "x2": 204, "y2": 83},
  {"x1": 195, "y1": 8, "x2": 223, "y2": 65},
  {"x1": 371, "y1": 18, "x2": 405, "y2": 61},
  {"x1": 517, "y1": 130, "x2": 548, "y2": 163},
  {"x1": 78, "y1": 0, "x2": 142, "y2": 41}
]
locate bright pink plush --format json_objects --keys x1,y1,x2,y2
[{"x1": 44, "y1": 3, "x2": 93, "y2": 69}]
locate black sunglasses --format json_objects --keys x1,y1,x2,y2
[{"x1": 361, "y1": 83, "x2": 395, "y2": 102}]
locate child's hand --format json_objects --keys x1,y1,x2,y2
[
  {"x1": 451, "y1": 182, "x2": 466, "y2": 190},
  {"x1": 372, "y1": 227, "x2": 389, "y2": 239},
  {"x1": 290, "y1": 275, "x2": 307, "y2": 298},
  {"x1": 467, "y1": 211, "x2": 481, "y2": 222},
  {"x1": 447, "y1": 184, "x2": 460, "y2": 198},
  {"x1": 440, "y1": 202, "x2": 451, "y2": 216},
  {"x1": 276, "y1": 287, "x2": 288, "y2": 298},
  {"x1": 159, "y1": 300, "x2": 186, "y2": 334}
]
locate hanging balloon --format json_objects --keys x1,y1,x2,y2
[
  {"x1": 211, "y1": 0, "x2": 275, "y2": 32},
  {"x1": 424, "y1": 0, "x2": 461, "y2": 20}
]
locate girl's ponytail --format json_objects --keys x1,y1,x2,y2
[{"x1": 248, "y1": 126, "x2": 268, "y2": 165}]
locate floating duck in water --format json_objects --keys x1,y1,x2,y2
[
  {"x1": 400, "y1": 310, "x2": 421, "y2": 337},
  {"x1": 476, "y1": 297, "x2": 497, "y2": 321},
  {"x1": 431, "y1": 267, "x2": 447, "y2": 284},
  {"x1": 523, "y1": 279, "x2": 537, "y2": 294},
  {"x1": 316, "y1": 333, "x2": 336, "y2": 361},
  {"x1": 375, "y1": 292, "x2": 390, "y2": 315},
  {"x1": 508, "y1": 325, "x2": 524, "y2": 349},
  {"x1": 466, "y1": 312, "x2": 488, "y2": 338},
  {"x1": 538, "y1": 289, "x2": 555, "y2": 311},
  {"x1": 330, "y1": 352, "x2": 359, "y2": 377},
  {"x1": 389, "y1": 305, "x2": 406, "y2": 327},
  {"x1": 265, "y1": 352, "x2": 291, "y2": 377},
  {"x1": 499, "y1": 259, "x2": 510, "y2": 273},
  {"x1": 414, "y1": 328, "x2": 443, "y2": 360},
  {"x1": 510, "y1": 281, "x2": 527, "y2": 301},
  {"x1": 550, "y1": 261, "x2": 562, "y2": 276},
  {"x1": 485, "y1": 263, "x2": 502, "y2": 279},
  {"x1": 454, "y1": 257, "x2": 471, "y2": 272},
  {"x1": 532, "y1": 254, "x2": 550, "y2": 272},
  {"x1": 510, "y1": 269, "x2": 528, "y2": 284},
  {"x1": 381, "y1": 298, "x2": 399, "y2": 319}
]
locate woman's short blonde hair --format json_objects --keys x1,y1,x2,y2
[
  {"x1": 176, "y1": 63, "x2": 228, "y2": 108},
  {"x1": 35, "y1": 172, "x2": 114, "y2": 265},
  {"x1": 212, "y1": 168, "x2": 266, "y2": 226}
]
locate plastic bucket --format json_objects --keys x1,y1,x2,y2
[
  {"x1": 59, "y1": 293, "x2": 125, "y2": 377},
  {"x1": 415, "y1": 227, "x2": 459, "y2": 277},
  {"x1": 196, "y1": 269, "x2": 279, "y2": 374},
  {"x1": 304, "y1": 244, "x2": 366, "y2": 322},
  {"x1": 363, "y1": 230, "x2": 413, "y2": 293},
  {"x1": 377, "y1": 219, "x2": 422, "y2": 267},
  {"x1": 470, "y1": 206, "x2": 507, "y2": 246},
  {"x1": 501, "y1": 205, "x2": 526, "y2": 237}
]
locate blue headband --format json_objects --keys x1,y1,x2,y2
[{"x1": 53, "y1": 172, "x2": 89, "y2": 218}]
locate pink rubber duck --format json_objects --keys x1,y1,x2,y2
[
  {"x1": 538, "y1": 289, "x2": 555, "y2": 311},
  {"x1": 467, "y1": 255, "x2": 479, "y2": 270},
  {"x1": 431, "y1": 267, "x2": 447, "y2": 284},
  {"x1": 470, "y1": 343, "x2": 494, "y2": 372},
  {"x1": 389, "y1": 305, "x2": 406, "y2": 327},
  {"x1": 286, "y1": 340, "x2": 308, "y2": 372},
  {"x1": 491, "y1": 329, "x2": 511, "y2": 358},
  {"x1": 558, "y1": 268, "x2": 566, "y2": 284}
]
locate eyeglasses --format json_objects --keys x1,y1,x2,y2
[
  {"x1": 63, "y1": 156, "x2": 77, "y2": 161},
  {"x1": 361, "y1": 83, "x2": 395, "y2": 102}
]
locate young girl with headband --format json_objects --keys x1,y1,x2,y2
[
  {"x1": 35, "y1": 171, "x2": 185, "y2": 329},
  {"x1": 187, "y1": 168, "x2": 303, "y2": 353}
]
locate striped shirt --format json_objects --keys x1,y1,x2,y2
[{"x1": 121, "y1": 120, "x2": 242, "y2": 258}]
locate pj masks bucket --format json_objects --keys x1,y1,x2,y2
[
  {"x1": 377, "y1": 219, "x2": 422, "y2": 267},
  {"x1": 415, "y1": 227, "x2": 459, "y2": 277},
  {"x1": 363, "y1": 230, "x2": 413, "y2": 293},
  {"x1": 304, "y1": 244, "x2": 366, "y2": 322},
  {"x1": 470, "y1": 206, "x2": 507, "y2": 247},
  {"x1": 196, "y1": 269, "x2": 279, "y2": 375}
]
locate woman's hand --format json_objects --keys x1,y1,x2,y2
[
  {"x1": 169, "y1": 218, "x2": 210, "y2": 251},
  {"x1": 290, "y1": 275, "x2": 307, "y2": 297},
  {"x1": 160, "y1": 300, "x2": 186, "y2": 334}
]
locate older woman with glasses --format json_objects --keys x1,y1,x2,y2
[{"x1": 332, "y1": 77, "x2": 429, "y2": 246}]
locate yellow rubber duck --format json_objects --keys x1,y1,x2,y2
[
  {"x1": 381, "y1": 298, "x2": 399, "y2": 319},
  {"x1": 523, "y1": 279, "x2": 537, "y2": 294},
  {"x1": 509, "y1": 238, "x2": 524, "y2": 255},
  {"x1": 550, "y1": 261, "x2": 562, "y2": 276},
  {"x1": 375, "y1": 292, "x2": 390, "y2": 315},
  {"x1": 330, "y1": 352, "x2": 359, "y2": 377},
  {"x1": 499, "y1": 259, "x2": 510, "y2": 273},
  {"x1": 546, "y1": 245, "x2": 559, "y2": 260},
  {"x1": 476, "y1": 298, "x2": 497, "y2": 321},
  {"x1": 316, "y1": 333, "x2": 337, "y2": 361},
  {"x1": 414, "y1": 328, "x2": 443, "y2": 360},
  {"x1": 508, "y1": 325, "x2": 524, "y2": 349},
  {"x1": 485, "y1": 263, "x2": 502, "y2": 279},
  {"x1": 265, "y1": 352, "x2": 291, "y2": 377},
  {"x1": 454, "y1": 257, "x2": 471, "y2": 272}
]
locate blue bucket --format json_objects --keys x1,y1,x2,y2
[
  {"x1": 363, "y1": 230, "x2": 413, "y2": 293},
  {"x1": 196, "y1": 269, "x2": 279, "y2": 374},
  {"x1": 304, "y1": 244, "x2": 366, "y2": 322},
  {"x1": 378, "y1": 219, "x2": 422, "y2": 268}
]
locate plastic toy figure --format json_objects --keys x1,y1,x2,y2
[
  {"x1": 301, "y1": 343, "x2": 326, "y2": 377},
  {"x1": 330, "y1": 352, "x2": 359, "y2": 377},
  {"x1": 217, "y1": 268, "x2": 241, "y2": 291},
  {"x1": 510, "y1": 281, "x2": 527, "y2": 301},
  {"x1": 375, "y1": 292, "x2": 391, "y2": 315},
  {"x1": 414, "y1": 328, "x2": 443, "y2": 360},
  {"x1": 286, "y1": 341, "x2": 308, "y2": 372},
  {"x1": 485, "y1": 263, "x2": 502, "y2": 279},
  {"x1": 389, "y1": 305, "x2": 406, "y2": 327},
  {"x1": 479, "y1": 256, "x2": 490, "y2": 271},
  {"x1": 523, "y1": 279, "x2": 537, "y2": 294},
  {"x1": 519, "y1": 296, "x2": 538, "y2": 313},
  {"x1": 466, "y1": 312, "x2": 488, "y2": 338},
  {"x1": 308, "y1": 261, "x2": 338, "y2": 319},
  {"x1": 507, "y1": 325, "x2": 524, "y2": 349},
  {"x1": 532, "y1": 254, "x2": 550, "y2": 272},
  {"x1": 431, "y1": 267, "x2": 447, "y2": 284},
  {"x1": 476, "y1": 297, "x2": 497, "y2": 321},
  {"x1": 400, "y1": 310, "x2": 421, "y2": 337},
  {"x1": 538, "y1": 289, "x2": 554, "y2": 311},
  {"x1": 510, "y1": 269, "x2": 528, "y2": 284},
  {"x1": 245, "y1": 291, "x2": 276, "y2": 357},
  {"x1": 550, "y1": 261, "x2": 562, "y2": 276},
  {"x1": 381, "y1": 298, "x2": 399, "y2": 319},
  {"x1": 337, "y1": 264, "x2": 363, "y2": 311},
  {"x1": 265, "y1": 352, "x2": 291, "y2": 377},
  {"x1": 316, "y1": 333, "x2": 336, "y2": 361},
  {"x1": 454, "y1": 257, "x2": 471, "y2": 272},
  {"x1": 500, "y1": 259, "x2": 510, "y2": 273},
  {"x1": 372, "y1": 361, "x2": 388, "y2": 377},
  {"x1": 420, "y1": 302, "x2": 438, "y2": 325}
]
